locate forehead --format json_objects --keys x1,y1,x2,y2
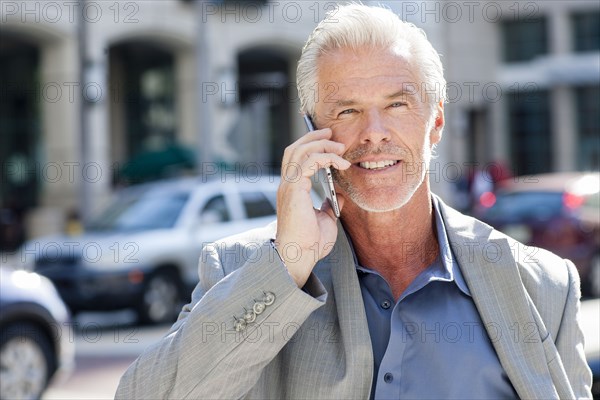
[{"x1": 316, "y1": 47, "x2": 421, "y2": 101}]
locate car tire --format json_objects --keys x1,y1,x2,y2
[
  {"x1": 137, "y1": 270, "x2": 182, "y2": 325},
  {"x1": 0, "y1": 322, "x2": 55, "y2": 400}
]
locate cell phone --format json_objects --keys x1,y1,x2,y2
[{"x1": 303, "y1": 114, "x2": 341, "y2": 218}]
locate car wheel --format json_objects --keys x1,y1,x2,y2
[
  {"x1": 138, "y1": 270, "x2": 181, "y2": 325},
  {"x1": 0, "y1": 322, "x2": 55, "y2": 400}
]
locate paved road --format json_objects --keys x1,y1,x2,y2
[
  {"x1": 42, "y1": 311, "x2": 170, "y2": 399},
  {"x1": 43, "y1": 355, "x2": 137, "y2": 399}
]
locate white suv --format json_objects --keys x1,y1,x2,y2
[{"x1": 17, "y1": 175, "x2": 280, "y2": 324}]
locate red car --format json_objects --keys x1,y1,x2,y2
[{"x1": 474, "y1": 172, "x2": 600, "y2": 298}]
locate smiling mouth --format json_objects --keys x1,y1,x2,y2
[{"x1": 358, "y1": 160, "x2": 399, "y2": 170}]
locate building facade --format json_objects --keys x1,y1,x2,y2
[{"x1": 1, "y1": 0, "x2": 598, "y2": 245}]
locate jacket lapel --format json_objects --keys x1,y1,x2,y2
[
  {"x1": 323, "y1": 221, "x2": 374, "y2": 398},
  {"x1": 438, "y1": 199, "x2": 560, "y2": 399}
]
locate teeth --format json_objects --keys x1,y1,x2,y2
[{"x1": 359, "y1": 160, "x2": 398, "y2": 170}]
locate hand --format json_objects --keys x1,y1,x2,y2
[{"x1": 275, "y1": 128, "x2": 351, "y2": 287}]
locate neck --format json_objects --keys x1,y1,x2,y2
[{"x1": 340, "y1": 180, "x2": 439, "y2": 299}]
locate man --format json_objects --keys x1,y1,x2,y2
[{"x1": 116, "y1": 4, "x2": 592, "y2": 399}]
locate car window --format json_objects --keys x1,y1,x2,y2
[
  {"x1": 485, "y1": 191, "x2": 563, "y2": 220},
  {"x1": 88, "y1": 191, "x2": 189, "y2": 231},
  {"x1": 241, "y1": 191, "x2": 276, "y2": 219},
  {"x1": 200, "y1": 195, "x2": 230, "y2": 223}
]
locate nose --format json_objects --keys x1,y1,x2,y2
[{"x1": 359, "y1": 109, "x2": 391, "y2": 144}]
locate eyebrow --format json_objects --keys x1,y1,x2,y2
[
  {"x1": 333, "y1": 89, "x2": 416, "y2": 108},
  {"x1": 334, "y1": 99, "x2": 356, "y2": 107},
  {"x1": 385, "y1": 90, "x2": 417, "y2": 100}
]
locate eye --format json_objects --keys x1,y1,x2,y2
[
  {"x1": 389, "y1": 102, "x2": 407, "y2": 108},
  {"x1": 337, "y1": 109, "x2": 357, "y2": 118}
]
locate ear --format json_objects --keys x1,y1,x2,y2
[{"x1": 430, "y1": 101, "x2": 445, "y2": 145}]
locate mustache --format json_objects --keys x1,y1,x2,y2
[{"x1": 343, "y1": 143, "x2": 409, "y2": 163}]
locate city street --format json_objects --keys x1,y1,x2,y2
[{"x1": 42, "y1": 311, "x2": 170, "y2": 399}]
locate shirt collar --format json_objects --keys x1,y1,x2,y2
[
  {"x1": 348, "y1": 195, "x2": 471, "y2": 298},
  {"x1": 431, "y1": 195, "x2": 471, "y2": 297}
]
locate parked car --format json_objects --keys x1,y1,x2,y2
[
  {"x1": 0, "y1": 266, "x2": 74, "y2": 399},
  {"x1": 15, "y1": 175, "x2": 281, "y2": 324},
  {"x1": 473, "y1": 172, "x2": 600, "y2": 298}
]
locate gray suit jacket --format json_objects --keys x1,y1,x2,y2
[{"x1": 116, "y1": 198, "x2": 593, "y2": 399}]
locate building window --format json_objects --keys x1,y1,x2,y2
[
  {"x1": 233, "y1": 47, "x2": 292, "y2": 170},
  {"x1": 110, "y1": 42, "x2": 176, "y2": 160},
  {"x1": 0, "y1": 33, "x2": 40, "y2": 251},
  {"x1": 502, "y1": 18, "x2": 548, "y2": 62},
  {"x1": 507, "y1": 90, "x2": 551, "y2": 175},
  {"x1": 575, "y1": 85, "x2": 600, "y2": 171},
  {"x1": 572, "y1": 11, "x2": 600, "y2": 52}
]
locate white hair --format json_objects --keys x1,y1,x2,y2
[{"x1": 297, "y1": 3, "x2": 446, "y2": 118}]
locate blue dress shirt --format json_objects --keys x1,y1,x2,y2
[{"x1": 353, "y1": 196, "x2": 519, "y2": 399}]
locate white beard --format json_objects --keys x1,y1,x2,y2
[{"x1": 334, "y1": 140, "x2": 433, "y2": 213}]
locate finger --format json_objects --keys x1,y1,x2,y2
[
  {"x1": 283, "y1": 139, "x2": 346, "y2": 170},
  {"x1": 299, "y1": 154, "x2": 351, "y2": 177},
  {"x1": 294, "y1": 139, "x2": 346, "y2": 159},
  {"x1": 285, "y1": 129, "x2": 332, "y2": 153},
  {"x1": 282, "y1": 129, "x2": 332, "y2": 163},
  {"x1": 282, "y1": 152, "x2": 351, "y2": 183},
  {"x1": 298, "y1": 127, "x2": 333, "y2": 143}
]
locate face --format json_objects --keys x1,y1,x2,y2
[{"x1": 314, "y1": 46, "x2": 444, "y2": 212}]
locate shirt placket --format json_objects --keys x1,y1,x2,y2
[{"x1": 373, "y1": 300, "x2": 409, "y2": 399}]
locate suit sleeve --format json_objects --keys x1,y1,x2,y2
[
  {"x1": 115, "y1": 240, "x2": 327, "y2": 399},
  {"x1": 555, "y1": 259, "x2": 593, "y2": 399}
]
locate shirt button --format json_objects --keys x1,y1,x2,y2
[
  {"x1": 383, "y1": 372, "x2": 394, "y2": 383},
  {"x1": 380, "y1": 300, "x2": 391, "y2": 309}
]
